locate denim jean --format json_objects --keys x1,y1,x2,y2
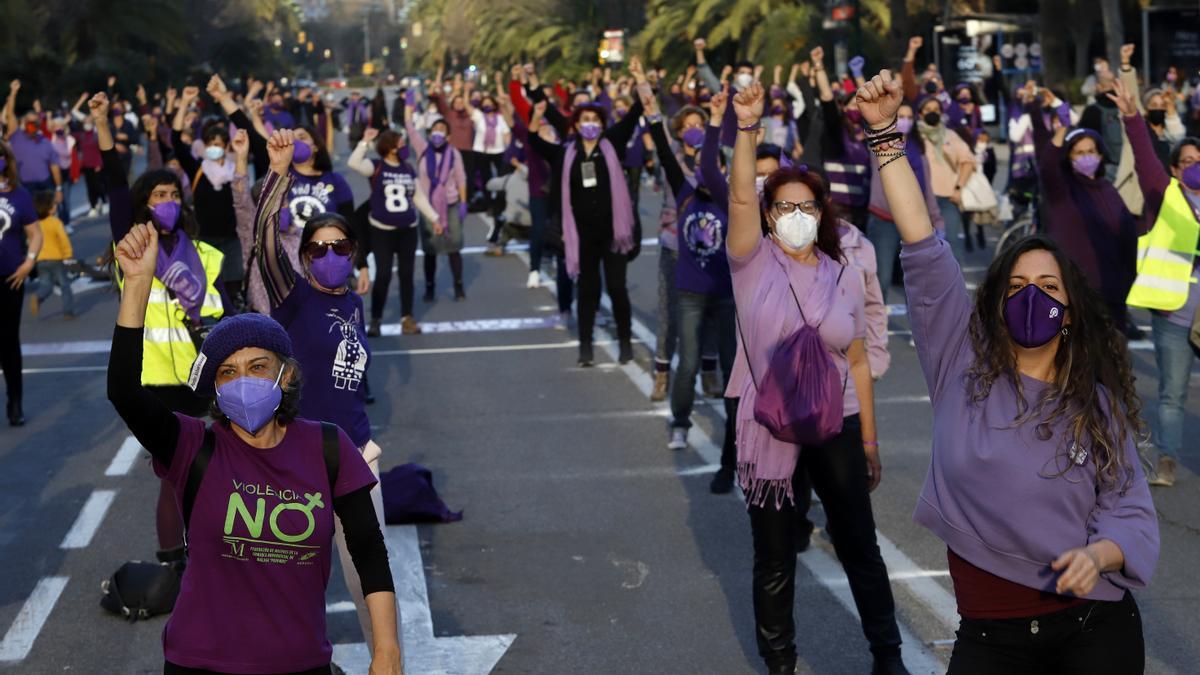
[
  {"x1": 33, "y1": 260, "x2": 74, "y2": 314},
  {"x1": 56, "y1": 177, "x2": 74, "y2": 225},
  {"x1": 937, "y1": 196, "x2": 967, "y2": 265},
  {"x1": 671, "y1": 291, "x2": 734, "y2": 425},
  {"x1": 654, "y1": 247, "x2": 680, "y2": 366},
  {"x1": 865, "y1": 213, "x2": 901, "y2": 305},
  {"x1": 671, "y1": 291, "x2": 737, "y2": 466},
  {"x1": 1152, "y1": 313, "x2": 1194, "y2": 460}
]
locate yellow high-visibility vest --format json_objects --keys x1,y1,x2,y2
[
  {"x1": 117, "y1": 241, "x2": 225, "y2": 386},
  {"x1": 1126, "y1": 178, "x2": 1200, "y2": 312}
]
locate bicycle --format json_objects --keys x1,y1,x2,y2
[{"x1": 995, "y1": 174, "x2": 1040, "y2": 258}]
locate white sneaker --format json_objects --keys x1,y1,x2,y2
[
  {"x1": 527, "y1": 271, "x2": 540, "y2": 289},
  {"x1": 87, "y1": 207, "x2": 98, "y2": 218},
  {"x1": 667, "y1": 427, "x2": 688, "y2": 450},
  {"x1": 554, "y1": 311, "x2": 569, "y2": 331},
  {"x1": 101, "y1": 203, "x2": 109, "y2": 215}
]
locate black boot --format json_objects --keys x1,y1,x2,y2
[
  {"x1": 578, "y1": 342, "x2": 594, "y2": 368},
  {"x1": 367, "y1": 317, "x2": 381, "y2": 338},
  {"x1": 7, "y1": 398, "x2": 24, "y2": 427},
  {"x1": 618, "y1": 339, "x2": 634, "y2": 364},
  {"x1": 454, "y1": 282, "x2": 466, "y2": 301},
  {"x1": 423, "y1": 283, "x2": 436, "y2": 302}
]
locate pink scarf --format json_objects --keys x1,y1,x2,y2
[
  {"x1": 560, "y1": 138, "x2": 634, "y2": 278},
  {"x1": 483, "y1": 112, "x2": 499, "y2": 150},
  {"x1": 419, "y1": 146, "x2": 456, "y2": 226},
  {"x1": 734, "y1": 245, "x2": 841, "y2": 507}
]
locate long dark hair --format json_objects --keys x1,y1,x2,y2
[
  {"x1": 131, "y1": 169, "x2": 199, "y2": 238},
  {"x1": 297, "y1": 125, "x2": 333, "y2": 172},
  {"x1": 0, "y1": 142, "x2": 19, "y2": 186},
  {"x1": 965, "y1": 235, "x2": 1144, "y2": 488},
  {"x1": 760, "y1": 166, "x2": 843, "y2": 262}
]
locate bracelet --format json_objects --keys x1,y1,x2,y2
[
  {"x1": 864, "y1": 115, "x2": 898, "y2": 137},
  {"x1": 863, "y1": 440, "x2": 879, "y2": 448},
  {"x1": 878, "y1": 153, "x2": 907, "y2": 171},
  {"x1": 737, "y1": 121, "x2": 761, "y2": 132},
  {"x1": 867, "y1": 132, "x2": 904, "y2": 151}
]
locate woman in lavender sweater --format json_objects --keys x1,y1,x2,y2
[{"x1": 857, "y1": 70, "x2": 1159, "y2": 673}]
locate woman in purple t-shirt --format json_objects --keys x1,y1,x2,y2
[
  {"x1": 858, "y1": 69, "x2": 1158, "y2": 674},
  {"x1": 0, "y1": 142, "x2": 43, "y2": 427},
  {"x1": 727, "y1": 82, "x2": 905, "y2": 675},
  {"x1": 347, "y1": 127, "x2": 441, "y2": 337},
  {"x1": 108, "y1": 223, "x2": 401, "y2": 675},
  {"x1": 255, "y1": 128, "x2": 406, "y2": 655}
]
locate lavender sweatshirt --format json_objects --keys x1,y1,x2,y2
[{"x1": 901, "y1": 234, "x2": 1159, "y2": 601}]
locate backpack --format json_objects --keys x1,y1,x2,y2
[
  {"x1": 100, "y1": 423, "x2": 340, "y2": 621},
  {"x1": 737, "y1": 266, "x2": 847, "y2": 446}
]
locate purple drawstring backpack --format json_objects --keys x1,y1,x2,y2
[{"x1": 737, "y1": 266, "x2": 847, "y2": 446}]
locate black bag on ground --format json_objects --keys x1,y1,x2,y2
[{"x1": 99, "y1": 560, "x2": 182, "y2": 622}]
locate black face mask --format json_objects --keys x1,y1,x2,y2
[
  {"x1": 1095, "y1": 95, "x2": 1117, "y2": 109},
  {"x1": 1146, "y1": 109, "x2": 1167, "y2": 126},
  {"x1": 924, "y1": 81, "x2": 939, "y2": 94},
  {"x1": 923, "y1": 111, "x2": 941, "y2": 127}
]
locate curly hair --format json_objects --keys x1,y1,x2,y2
[
  {"x1": 964, "y1": 235, "x2": 1145, "y2": 488},
  {"x1": 209, "y1": 354, "x2": 304, "y2": 427}
]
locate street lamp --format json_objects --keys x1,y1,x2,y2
[
  {"x1": 274, "y1": 38, "x2": 282, "y2": 47},
  {"x1": 324, "y1": 48, "x2": 332, "y2": 59}
]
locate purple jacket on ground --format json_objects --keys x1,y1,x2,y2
[{"x1": 900, "y1": 234, "x2": 1159, "y2": 601}]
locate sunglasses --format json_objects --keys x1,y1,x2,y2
[{"x1": 303, "y1": 239, "x2": 354, "y2": 258}]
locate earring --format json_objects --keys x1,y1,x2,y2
[{"x1": 1061, "y1": 326, "x2": 1070, "y2": 336}]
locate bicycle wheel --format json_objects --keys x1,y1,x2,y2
[{"x1": 995, "y1": 218, "x2": 1033, "y2": 258}]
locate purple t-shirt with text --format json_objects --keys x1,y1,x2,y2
[
  {"x1": 0, "y1": 186, "x2": 38, "y2": 276},
  {"x1": 285, "y1": 169, "x2": 354, "y2": 230},
  {"x1": 367, "y1": 159, "x2": 419, "y2": 228},
  {"x1": 271, "y1": 278, "x2": 372, "y2": 447},
  {"x1": 153, "y1": 416, "x2": 376, "y2": 673}
]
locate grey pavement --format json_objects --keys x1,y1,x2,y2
[{"x1": 0, "y1": 127, "x2": 1197, "y2": 674}]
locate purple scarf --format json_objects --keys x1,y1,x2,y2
[
  {"x1": 156, "y1": 233, "x2": 207, "y2": 323},
  {"x1": 560, "y1": 138, "x2": 634, "y2": 278},
  {"x1": 736, "y1": 246, "x2": 841, "y2": 507},
  {"x1": 483, "y1": 112, "x2": 499, "y2": 150},
  {"x1": 420, "y1": 145, "x2": 455, "y2": 226}
]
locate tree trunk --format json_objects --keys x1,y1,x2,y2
[
  {"x1": 1039, "y1": 0, "x2": 1074, "y2": 86},
  {"x1": 1099, "y1": 0, "x2": 1124, "y2": 69},
  {"x1": 887, "y1": 0, "x2": 910, "y2": 59}
]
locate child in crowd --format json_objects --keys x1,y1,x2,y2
[{"x1": 29, "y1": 190, "x2": 76, "y2": 319}]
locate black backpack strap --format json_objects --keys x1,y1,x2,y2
[
  {"x1": 182, "y1": 426, "x2": 216, "y2": 539},
  {"x1": 320, "y1": 422, "x2": 341, "y2": 494}
]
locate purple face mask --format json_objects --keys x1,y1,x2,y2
[
  {"x1": 578, "y1": 122, "x2": 602, "y2": 141},
  {"x1": 398, "y1": 145, "x2": 411, "y2": 162},
  {"x1": 896, "y1": 117, "x2": 914, "y2": 135},
  {"x1": 681, "y1": 127, "x2": 705, "y2": 149},
  {"x1": 292, "y1": 140, "x2": 313, "y2": 164},
  {"x1": 481, "y1": 104, "x2": 495, "y2": 113},
  {"x1": 152, "y1": 201, "x2": 181, "y2": 232},
  {"x1": 1181, "y1": 163, "x2": 1200, "y2": 191},
  {"x1": 1072, "y1": 154, "x2": 1101, "y2": 178},
  {"x1": 216, "y1": 367, "x2": 284, "y2": 435},
  {"x1": 770, "y1": 105, "x2": 785, "y2": 116},
  {"x1": 429, "y1": 131, "x2": 447, "y2": 148},
  {"x1": 1004, "y1": 283, "x2": 1067, "y2": 348},
  {"x1": 309, "y1": 250, "x2": 353, "y2": 289}
]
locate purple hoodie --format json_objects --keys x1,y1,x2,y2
[{"x1": 900, "y1": 234, "x2": 1158, "y2": 602}]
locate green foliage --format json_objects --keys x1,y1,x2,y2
[{"x1": 0, "y1": 0, "x2": 299, "y2": 106}]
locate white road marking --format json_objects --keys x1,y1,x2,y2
[
  {"x1": 0, "y1": 576, "x2": 69, "y2": 662},
  {"x1": 332, "y1": 526, "x2": 515, "y2": 675},
  {"x1": 104, "y1": 436, "x2": 143, "y2": 476},
  {"x1": 519, "y1": 245, "x2": 956, "y2": 668},
  {"x1": 326, "y1": 601, "x2": 357, "y2": 614},
  {"x1": 60, "y1": 490, "x2": 117, "y2": 549}
]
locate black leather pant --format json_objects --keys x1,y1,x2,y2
[{"x1": 747, "y1": 415, "x2": 902, "y2": 670}]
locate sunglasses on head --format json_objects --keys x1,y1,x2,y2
[{"x1": 303, "y1": 239, "x2": 354, "y2": 258}]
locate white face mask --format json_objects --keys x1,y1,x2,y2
[
  {"x1": 735, "y1": 73, "x2": 754, "y2": 91},
  {"x1": 772, "y1": 210, "x2": 818, "y2": 250},
  {"x1": 754, "y1": 175, "x2": 767, "y2": 198}
]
